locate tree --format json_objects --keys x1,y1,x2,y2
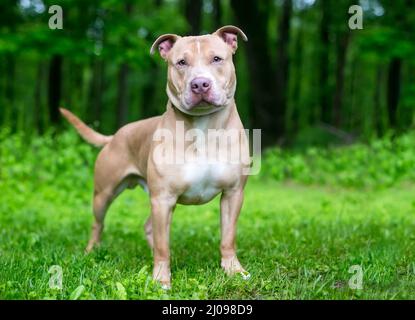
[
  {"x1": 34, "y1": 62, "x2": 45, "y2": 133},
  {"x1": 89, "y1": 58, "x2": 106, "y2": 125},
  {"x1": 141, "y1": 0, "x2": 164, "y2": 119},
  {"x1": 116, "y1": 2, "x2": 134, "y2": 127},
  {"x1": 387, "y1": 57, "x2": 401, "y2": 128},
  {"x1": 332, "y1": 1, "x2": 354, "y2": 127},
  {"x1": 184, "y1": 0, "x2": 203, "y2": 35},
  {"x1": 0, "y1": 0, "x2": 20, "y2": 130},
  {"x1": 318, "y1": 0, "x2": 331, "y2": 124},
  {"x1": 48, "y1": 54, "x2": 63, "y2": 125},
  {"x1": 212, "y1": 0, "x2": 221, "y2": 29},
  {"x1": 231, "y1": 0, "x2": 278, "y2": 147},
  {"x1": 275, "y1": 0, "x2": 292, "y2": 136}
]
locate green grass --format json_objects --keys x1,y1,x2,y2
[
  {"x1": 1, "y1": 131, "x2": 415, "y2": 299},
  {"x1": 2, "y1": 177, "x2": 415, "y2": 299}
]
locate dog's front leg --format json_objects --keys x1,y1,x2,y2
[
  {"x1": 220, "y1": 188, "x2": 250, "y2": 279},
  {"x1": 151, "y1": 195, "x2": 175, "y2": 289}
]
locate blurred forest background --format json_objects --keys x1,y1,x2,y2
[{"x1": 0, "y1": 0, "x2": 415, "y2": 148}]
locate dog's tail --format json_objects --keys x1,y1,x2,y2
[{"x1": 60, "y1": 108, "x2": 112, "y2": 147}]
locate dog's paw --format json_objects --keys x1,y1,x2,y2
[
  {"x1": 160, "y1": 282, "x2": 172, "y2": 290},
  {"x1": 221, "y1": 256, "x2": 248, "y2": 278},
  {"x1": 84, "y1": 243, "x2": 96, "y2": 254},
  {"x1": 240, "y1": 270, "x2": 251, "y2": 280},
  {"x1": 153, "y1": 261, "x2": 171, "y2": 290}
]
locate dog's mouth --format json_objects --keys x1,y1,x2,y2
[
  {"x1": 187, "y1": 94, "x2": 221, "y2": 110},
  {"x1": 193, "y1": 99, "x2": 216, "y2": 109}
]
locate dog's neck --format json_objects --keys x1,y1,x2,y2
[{"x1": 166, "y1": 99, "x2": 236, "y2": 131}]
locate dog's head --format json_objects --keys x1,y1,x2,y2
[{"x1": 151, "y1": 26, "x2": 247, "y2": 116}]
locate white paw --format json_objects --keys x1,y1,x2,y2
[
  {"x1": 161, "y1": 283, "x2": 171, "y2": 290},
  {"x1": 221, "y1": 256, "x2": 249, "y2": 278},
  {"x1": 240, "y1": 271, "x2": 251, "y2": 280},
  {"x1": 153, "y1": 261, "x2": 171, "y2": 290}
]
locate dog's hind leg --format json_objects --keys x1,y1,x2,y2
[
  {"x1": 85, "y1": 174, "x2": 140, "y2": 253},
  {"x1": 85, "y1": 145, "x2": 140, "y2": 253},
  {"x1": 85, "y1": 191, "x2": 112, "y2": 253},
  {"x1": 85, "y1": 171, "x2": 144, "y2": 253}
]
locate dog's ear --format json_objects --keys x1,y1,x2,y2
[
  {"x1": 213, "y1": 25, "x2": 248, "y2": 53},
  {"x1": 150, "y1": 34, "x2": 180, "y2": 60}
]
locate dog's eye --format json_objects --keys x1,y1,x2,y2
[
  {"x1": 177, "y1": 59, "x2": 187, "y2": 67},
  {"x1": 212, "y1": 56, "x2": 223, "y2": 63}
]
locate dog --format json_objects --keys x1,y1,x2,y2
[{"x1": 60, "y1": 25, "x2": 250, "y2": 289}]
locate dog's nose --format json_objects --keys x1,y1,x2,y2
[{"x1": 191, "y1": 77, "x2": 212, "y2": 94}]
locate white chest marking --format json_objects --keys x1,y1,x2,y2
[
  {"x1": 180, "y1": 161, "x2": 226, "y2": 204},
  {"x1": 178, "y1": 118, "x2": 238, "y2": 204}
]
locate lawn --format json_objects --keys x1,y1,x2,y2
[{"x1": 1, "y1": 132, "x2": 415, "y2": 299}]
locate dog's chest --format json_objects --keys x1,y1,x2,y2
[
  {"x1": 178, "y1": 158, "x2": 233, "y2": 204},
  {"x1": 178, "y1": 118, "x2": 236, "y2": 204}
]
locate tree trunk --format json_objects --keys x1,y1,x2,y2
[
  {"x1": 387, "y1": 57, "x2": 402, "y2": 128},
  {"x1": 34, "y1": 62, "x2": 45, "y2": 134},
  {"x1": 0, "y1": 59, "x2": 3, "y2": 127},
  {"x1": 231, "y1": 0, "x2": 277, "y2": 147},
  {"x1": 116, "y1": 63, "x2": 130, "y2": 127},
  {"x1": 373, "y1": 66, "x2": 383, "y2": 136},
  {"x1": 319, "y1": 0, "x2": 331, "y2": 124},
  {"x1": 275, "y1": 0, "x2": 292, "y2": 137},
  {"x1": 289, "y1": 20, "x2": 303, "y2": 135},
  {"x1": 332, "y1": 32, "x2": 350, "y2": 127},
  {"x1": 140, "y1": 0, "x2": 163, "y2": 119},
  {"x1": 184, "y1": 0, "x2": 203, "y2": 35},
  {"x1": 141, "y1": 60, "x2": 159, "y2": 119},
  {"x1": 116, "y1": 2, "x2": 133, "y2": 128},
  {"x1": 48, "y1": 54, "x2": 63, "y2": 126},
  {"x1": 4, "y1": 54, "x2": 16, "y2": 130},
  {"x1": 213, "y1": 0, "x2": 221, "y2": 29},
  {"x1": 89, "y1": 59, "x2": 105, "y2": 125}
]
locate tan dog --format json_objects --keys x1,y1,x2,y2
[{"x1": 60, "y1": 26, "x2": 250, "y2": 289}]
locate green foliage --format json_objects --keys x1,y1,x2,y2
[
  {"x1": 262, "y1": 132, "x2": 415, "y2": 188},
  {"x1": 0, "y1": 128, "x2": 96, "y2": 194},
  {"x1": 1, "y1": 0, "x2": 415, "y2": 139}
]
